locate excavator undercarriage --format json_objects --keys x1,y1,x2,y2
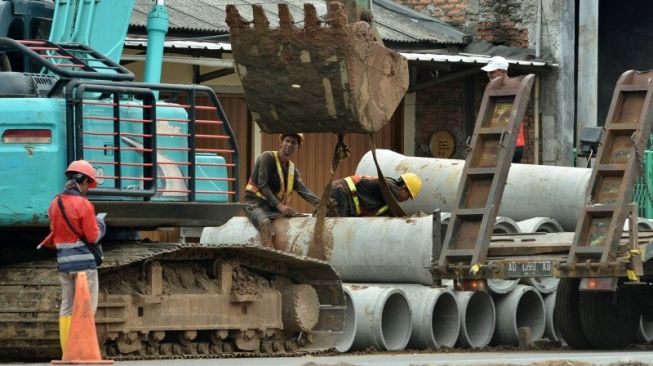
[{"x1": 0, "y1": 242, "x2": 344, "y2": 360}]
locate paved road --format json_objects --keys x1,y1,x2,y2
[{"x1": 14, "y1": 350, "x2": 653, "y2": 366}]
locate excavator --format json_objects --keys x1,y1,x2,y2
[{"x1": 0, "y1": 0, "x2": 346, "y2": 360}]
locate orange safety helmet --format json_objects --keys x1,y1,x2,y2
[
  {"x1": 65, "y1": 160, "x2": 97, "y2": 188},
  {"x1": 279, "y1": 133, "x2": 304, "y2": 147}
]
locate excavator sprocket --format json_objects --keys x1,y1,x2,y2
[
  {"x1": 0, "y1": 242, "x2": 344, "y2": 361},
  {"x1": 226, "y1": 2, "x2": 409, "y2": 134}
]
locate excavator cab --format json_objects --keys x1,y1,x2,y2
[{"x1": 226, "y1": 1, "x2": 409, "y2": 134}]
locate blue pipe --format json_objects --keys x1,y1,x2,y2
[{"x1": 144, "y1": 1, "x2": 169, "y2": 84}]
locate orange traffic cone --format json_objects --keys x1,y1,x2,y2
[{"x1": 52, "y1": 272, "x2": 113, "y2": 365}]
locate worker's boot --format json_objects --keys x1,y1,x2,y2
[
  {"x1": 59, "y1": 315, "x2": 72, "y2": 353},
  {"x1": 259, "y1": 220, "x2": 274, "y2": 248}
]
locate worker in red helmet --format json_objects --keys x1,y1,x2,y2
[
  {"x1": 38, "y1": 160, "x2": 105, "y2": 353},
  {"x1": 244, "y1": 133, "x2": 320, "y2": 247}
]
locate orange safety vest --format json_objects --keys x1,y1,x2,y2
[
  {"x1": 344, "y1": 175, "x2": 389, "y2": 217},
  {"x1": 246, "y1": 151, "x2": 295, "y2": 205}
]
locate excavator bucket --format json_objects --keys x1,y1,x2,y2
[{"x1": 226, "y1": 2, "x2": 409, "y2": 134}]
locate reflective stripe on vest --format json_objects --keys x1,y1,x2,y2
[
  {"x1": 246, "y1": 151, "x2": 295, "y2": 204},
  {"x1": 344, "y1": 176, "x2": 389, "y2": 217}
]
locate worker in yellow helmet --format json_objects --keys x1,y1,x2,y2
[
  {"x1": 327, "y1": 172, "x2": 422, "y2": 217},
  {"x1": 244, "y1": 133, "x2": 320, "y2": 247}
]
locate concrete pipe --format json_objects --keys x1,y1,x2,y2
[
  {"x1": 335, "y1": 287, "x2": 357, "y2": 352},
  {"x1": 344, "y1": 284, "x2": 412, "y2": 351},
  {"x1": 492, "y1": 285, "x2": 546, "y2": 346},
  {"x1": 543, "y1": 292, "x2": 560, "y2": 342},
  {"x1": 521, "y1": 277, "x2": 559, "y2": 294},
  {"x1": 517, "y1": 217, "x2": 564, "y2": 233},
  {"x1": 494, "y1": 217, "x2": 521, "y2": 234},
  {"x1": 623, "y1": 218, "x2": 653, "y2": 231},
  {"x1": 356, "y1": 150, "x2": 591, "y2": 230},
  {"x1": 456, "y1": 291, "x2": 496, "y2": 348},
  {"x1": 201, "y1": 216, "x2": 437, "y2": 285},
  {"x1": 637, "y1": 314, "x2": 653, "y2": 344},
  {"x1": 399, "y1": 285, "x2": 460, "y2": 349}
]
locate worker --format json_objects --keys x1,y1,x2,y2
[
  {"x1": 327, "y1": 173, "x2": 422, "y2": 217},
  {"x1": 481, "y1": 56, "x2": 525, "y2": 163},
  {"x1": 38, "y1": 160, "x2": 106, "y2": 353},
  {"x1": 244, "y1": 133, "x2": 320, "y2": 246}
]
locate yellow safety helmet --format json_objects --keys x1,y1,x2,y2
[
  {"x1": 401, "y1": 172, "x2": 422, "y2": 199},
  {"x1": 279, "y1": 133, "x2": 304, "y2": 147}
]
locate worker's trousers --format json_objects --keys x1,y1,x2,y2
[{"x1": 58, "y1": 269, "x2": 99, "y2": 316}]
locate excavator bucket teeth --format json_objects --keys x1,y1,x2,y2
[{"x1": 226, "y1": 2, "x2": 409, "y2": 134}]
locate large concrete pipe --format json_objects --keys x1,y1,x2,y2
[
  {"x1": 492, "y1": 285, "x2": 546, "y2": 346},
  {"x1": 356, "y1": 150, "x2": 591, "y2": 230},
  {"x1": 344, "y1": 284, "x2": 412, "y2": 351},
  {"x1": 543, "y1": 292, "x2": 560, "y2": 342},
  {"x1": 456, "y1": 291, "x2": 496, "y2": 348},
  {"x1": 399, "y1": 285, "x2": 460, "y2": 349},
  {"x1": 637, "y1": 315, "x2": 653, "y2": 344},
  {"x1": 517, "y1": 217, "x2": 564, "y2": 233},
  {"x1": 335, "y1": 287, "x2": 357, "y2": 352},
  {"x1": 201, "y1": 216, "x2": 437, "y2": 285}
]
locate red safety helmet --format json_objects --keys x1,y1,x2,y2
[{"x1": 65, "y1": 160, "x2": 97, "y2": 188}]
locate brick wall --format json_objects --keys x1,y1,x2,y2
[
  {"x1": 394, "y1": 0, "x2": 533, "y2": 47},
  {"x1": 414, "y1": 79, "x2": 467, "y2": 159},
  {"x1": 396, "y1": 0, "x2": 537, "y2": 162}
]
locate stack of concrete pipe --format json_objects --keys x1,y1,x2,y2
[{"x1": 356, "y1": 150, "x2": 591, "y2": 231}]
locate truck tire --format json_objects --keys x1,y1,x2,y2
[
  {"x1": 579, "y1": 287, "x2": 640, "y2": 349},
  {"x1": 554, "y1": 278, "x2": 591, "y2": 349}
]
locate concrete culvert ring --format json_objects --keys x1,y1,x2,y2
[
  {"x1": 515, "y1": 287, "x2": 546, "y2": 342},
  {"x1": 493, "y1": 285, "x2": 545, "y2": 345},
  {"x1": 431, "y1": 290, "x2": 460, "y2": 347},
  {"x1": 281, "y1": 284, "x2": 320, "y2": 333},
  {"x1": 637, "y1": 314, "x2": 653, "y2": 343},
  {"x1": 381, "y1": 292, "x2": 412, "y2": 351},
  {"x1": 457, "y1": 291, "x2": 495, "y2": 348},
  {"x1": 335, "y1": 287, "x2": 356, "y2": 352}
]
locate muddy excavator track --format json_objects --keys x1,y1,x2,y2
[{"x1": 0, "y1": 241, "x2": 344, "y2": 361}]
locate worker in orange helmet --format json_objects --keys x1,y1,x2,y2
[
  {"x1": 38, "y1": 160, "x2": 106, "y2": 353},
  {"x1": 244, "y1": 133, "x2": 320, "y2": 247},
  {"x1": 327, "y1": 172, "x2": 423, "y2": 217}
]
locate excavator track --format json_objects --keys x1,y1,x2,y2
[{"x1": 0, "y1": 241, "x2": 344, "y2": 361}]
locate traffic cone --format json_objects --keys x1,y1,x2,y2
[{"x1": 52, "y1": 272, "x2": 113, "y2": 365}]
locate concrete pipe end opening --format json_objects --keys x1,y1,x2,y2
[
  {"x1": 457, "y1": 291, "x2": 496, "y2": 348},
  {"x1": 430, "y1": 290, "x2": 460, "y2": 348},
  {"x1": 494, "y1": 285, "x2": 546, "y2": 345},
  {"x1": 380, "y1": 290, "x2": 412, "y2": 351},
  {"x1": 637, "y1": 314, "x2": 653, "y2": 344},
  {"x1": 335, "y1": 287, "x2": 357, "y2": 352}
]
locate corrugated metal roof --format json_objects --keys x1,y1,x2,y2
[
  {"x1": 401, "y1": 52, "x2": 555, "y2": 68},
  {"x1": 122, "y1": 38, "x2": 555, "y2": 68},
  {"x1": 125, "y1": 38, "x2": 232, "y2": 51},
  {"x1": 131, "y1": 0, "x2": 470, "y2": 45}
]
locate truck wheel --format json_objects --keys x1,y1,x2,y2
[
  {"x1": 554, "y1": 278, "x2": 591, "y2": 349},
  {"x1": 579, "y1": 287, "x2": 640, "y2": 349}
]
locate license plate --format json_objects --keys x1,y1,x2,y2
[{"x1": 506, "y1": 260, "x2": 553, "y2": 277}]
